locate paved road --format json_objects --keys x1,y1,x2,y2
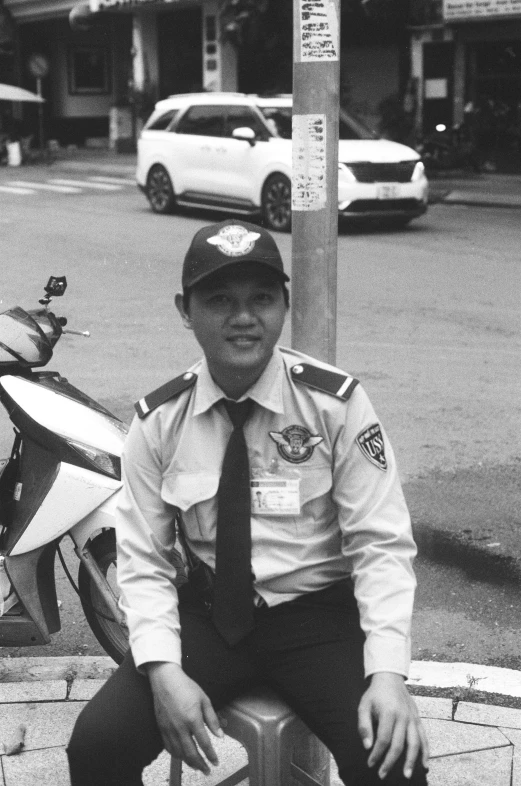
[{"x1": 0, "y1": 171, "x2": 519, "y2": 667}]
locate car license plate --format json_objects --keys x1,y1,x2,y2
[{"x1": 377, "y1": 184, "x2": 400, "y2": 199}]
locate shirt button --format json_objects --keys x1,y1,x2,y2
[
  {"x1": 292, "y1": 365, "x2": 304, "y2": 374},
  {"x1": 183, "y1": 372, "x2": 194, "y2": 381}
]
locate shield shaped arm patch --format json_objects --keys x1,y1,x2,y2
[{"x1": 356, "y1": 423, "x2": 387, "y2": 471}]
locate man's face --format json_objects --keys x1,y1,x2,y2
[{"x1": 176, "y1": 264, "x2": 287, "y2": 392}]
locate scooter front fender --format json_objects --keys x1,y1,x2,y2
[
  {"x1": 8, "y1": 462, "x2": 121, "y2": 556},
  {"x1": 69, "y1": 488, "x2": 121, "y2": 551}
]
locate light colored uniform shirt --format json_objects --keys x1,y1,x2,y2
[{"x1": 116, "y1": 346, "x2": 417, "y2": 679}]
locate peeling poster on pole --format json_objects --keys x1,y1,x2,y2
[
  {"x1": 292, "y1": 114, "x2": 327, "y2": 212},
  {"x1": 297, "y1": 0, "x2": 339, "y2": 62}
]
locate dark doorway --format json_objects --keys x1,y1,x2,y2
[
  {"x1": 422, "y1": 41, "x2": 454, "y2": 135},
  {"x1": 158, "y1": 8, "x2": 203, "y2": 98},
  {"x1": 470, "y1": 41, "x2": 521, "y2": 172}
]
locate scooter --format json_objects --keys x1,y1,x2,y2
[
  {"x1": 419, "y1": 120, "x2": 480, "y2": 173},
  {"x1": 0, "y1": 277, "x2": 129, "y2": 663}
]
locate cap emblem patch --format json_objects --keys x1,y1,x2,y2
[
  {"x1": 207, "y1": 225, "x2": 261, "y2": 257},
  {"x1": 356, "y1": 424, "x2": 387, "y2": 471},
  {"x1": 269, "y1": 425, "x2": 323, "y2": 464}
]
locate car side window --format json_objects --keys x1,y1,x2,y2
[
  {"x1": 146, "y1": 109, "x2": 179, "y2": 131},
  {"x1": 176, "y1": 105, "x2": 225, "y2": 137},
  {"x1": 225, "y1": 106, "x2": 269, "y2": 140}
]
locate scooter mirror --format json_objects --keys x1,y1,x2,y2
[{"x1": 44, "y1": 276, "x2": 67, "y2": 297}]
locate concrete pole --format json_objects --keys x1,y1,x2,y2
[{"x1": 291, "y1": 0, "x2": 341, "y2": 366}]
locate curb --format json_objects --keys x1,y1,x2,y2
[
  {"x1": 54, "y1": 160, "x2": 136, "y2": 177},
  {"x1": 436, "y1": 190, "x2": 521, "y2": 209},
  {"x1": 0, "y1": 657, "x2": 519, "y2": 698},
  {"x1": 440, "y1": 194, "x2": 521, "y2": 210},
  {"x1": 0, "y1": 656, "x2": 116, "y2": 683}
]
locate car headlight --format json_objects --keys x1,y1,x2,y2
[
  {"x1": 338, "y1": 163, "x2": 357, "y2": 182},
  {"x1": 411, "y1": 161, "x2": 426, "y2": 181}
]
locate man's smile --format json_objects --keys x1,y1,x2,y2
[{"x1": 226, "y1": 334, "x2": 262, "y2": 347}]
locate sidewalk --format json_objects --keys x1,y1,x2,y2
[
  {"x1": 6, "y1": 147, "x2": 521, "y2": 210},
  {"x1": 0, "y1": 657, "x2": 519, "y2": 785},
  {"x1": 428, "y1": 170, "x2": 521, "y2": 209}
]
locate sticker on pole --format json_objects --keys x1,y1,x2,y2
[
  {"x1": 292, "y1": 114, "x2": 327, "y2": 212},
  {"x1": 297, "y1": 0, "x2": 339, "y2": 62}
]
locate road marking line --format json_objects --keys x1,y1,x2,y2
[
  {"x1": 48, "y1": 178, "x2": 121, "y2": 191},
  {"x1": 88, "y1": 176, "x2": 136, "y2": 186},
  {"x1": 7, "y1": 180, "x2": 82, "y2": 194},
  {"x1": 0, "y1": 185, "x2": 35, "y2": 195}
]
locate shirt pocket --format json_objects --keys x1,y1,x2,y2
[
  {"x1": 264, "y1": 466, "x2": 333, "y2": 538},
  {"x1": 161, "y1": 472, "x2": 220, "y2": 539}
]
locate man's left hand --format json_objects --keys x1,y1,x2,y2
[{"x1": 358, "y1": 672, "x2": 429, "y2": 780}]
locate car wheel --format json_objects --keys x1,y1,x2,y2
[
  {"x1": 262, "y1": 174, "x2": 291, "y2": 232},
  {"x1": 146, "y1": 165, "x2": 176, "y2": 214}
]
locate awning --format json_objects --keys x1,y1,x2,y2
[
  {"x1": 0, "y1": 83, "x2": 44, "y2": 102},
  {"x1": 89, "y1": 0, "x2": 183, "y2": 10}
]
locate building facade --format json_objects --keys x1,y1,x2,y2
[
  {"x1": 2, "y1": 0, "x2": 237, "y2": 149},
  {"x1": 1, "y1": 0, "x2": 409, "y2": 153},
  {"x1": 410, "y1": 0, "x2": 521, "y2": 169}
]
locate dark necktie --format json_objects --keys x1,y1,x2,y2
[{"x1": 212, "y1": 398, "x2": 255, "y2": 645}]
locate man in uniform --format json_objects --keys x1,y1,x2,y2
[{"x1": 67, "y1": 220, "x2": 429, "y2": 786}]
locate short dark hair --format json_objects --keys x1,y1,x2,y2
[{"x1": 183, "y1": 281, "x2": 290, "y2": 313}]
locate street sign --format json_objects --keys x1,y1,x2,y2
[
  {"x1": 443, "y1": 0, "x2": 521, "y2": 20},
  {"x1": 28, "y1": 53, "x2": 49, "y2": 79}
]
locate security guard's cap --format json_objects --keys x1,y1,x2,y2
[{"x1": 182, "y1": 219, "x2": 290, "y2": 290}]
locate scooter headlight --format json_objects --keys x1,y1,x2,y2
[
  {"x1": 411, "y1": 161, "x2": 426, "y2": 181},
  {"x1": 66, "y1": 439, "x2": 121, "y2": 480}
]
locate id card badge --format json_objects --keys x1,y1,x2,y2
[{"x1": 251, "y1": 463, "x2": 301, "y2": 516}]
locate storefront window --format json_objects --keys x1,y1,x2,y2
[{"x1": 68, "y1": 46, "x2": 111, "y2": 95}]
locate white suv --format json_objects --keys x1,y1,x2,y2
[{"x1": 137, "y1": 93, "x2": 428, "y2": 232}]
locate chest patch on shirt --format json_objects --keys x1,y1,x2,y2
[
  {"x1": 356, "y1": 424, "x2": 387, "y2": 471},
  {"x1": 269, "y1": 425, "x2": 323, "y2": 464}
]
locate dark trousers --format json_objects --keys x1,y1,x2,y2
[{"x1": 67, "y1": 580, "x2": 428, "y2": 786}]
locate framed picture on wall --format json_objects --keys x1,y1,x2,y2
[{"x1": 68, "y1": 46, "x2": 111, "y2": 95}]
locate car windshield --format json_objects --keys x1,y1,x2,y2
[{"x1": 257, "y1": 105, "x2": 378, "y2": 141}]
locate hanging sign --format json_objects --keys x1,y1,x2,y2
[{"x1": 444, "y1": 0, "x2": 521, "y2": 20}]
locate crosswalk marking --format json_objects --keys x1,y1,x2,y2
[
  {"x1": 8, "y1": 180, "x2": 82, "y2": 194},
  {"x1": 88, "y1": 176, "x2": 136, "y2": 186},
  {"x1": 49, "y1": 178, "x2": 121, "y2": 191},
  {"x1": 0, "y1": 185, "x2": 35, "y2": 195},
  {"x1": 0, "y1": 173, "x2": 136, "y2": 198}
]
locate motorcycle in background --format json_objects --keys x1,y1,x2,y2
[
  {"x1": 0, "y1": 277, "x2": 129, "y2": 663},
  {"x1": 418, "y1": 114, "x2": 481, "y2": 173}
]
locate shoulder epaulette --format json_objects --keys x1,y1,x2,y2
[
  {"x1": 135, "y1": 372, "x2": 197, "y2": 418},
  {"x1": 291, "y1": 363, "x2": 359, "y2": 401}
]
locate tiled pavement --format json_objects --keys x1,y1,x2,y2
[{"x1": 0, "y1": 658, "x2": 519, "y2": 786}]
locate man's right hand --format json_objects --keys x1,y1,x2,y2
[{"x1": 146, "y1": 661, "x2": 224, "y2": 775}]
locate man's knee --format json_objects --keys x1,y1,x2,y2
[
  {"x1": 338, "y1": 755, "x2": 428, "y2": 786},
  {"x1": 67, "y1": 703, "x2": 113, "y2": 771}
]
